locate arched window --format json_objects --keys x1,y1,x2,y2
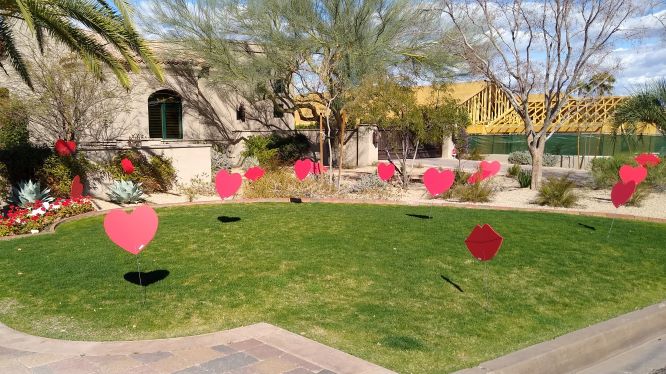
[{"x1": 148, "y1": 90, "x2": 182, "y2": 139}]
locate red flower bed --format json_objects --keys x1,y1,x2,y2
[{"x1": 0, "y1": 197, "x2": 95, "y2": 237}]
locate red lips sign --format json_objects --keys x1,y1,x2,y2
[{"x1": 465, "y1": 224, "x2": 504, "y2": 261}]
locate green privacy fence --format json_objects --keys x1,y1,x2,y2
[{"x1": 469, "y1": 134, "x2": 666, "y2": 156}]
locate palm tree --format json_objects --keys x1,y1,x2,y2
[
  {"x1": 577, "y1": 72, "x2": 616, "y2": 97},
  {"x1": 0, "y1": 0, "x2": 163, "y2": 89},
  {"x1": 613, "y1": 80, "x2": 666, "y2": 135}
]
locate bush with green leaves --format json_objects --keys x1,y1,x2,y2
[
  {"x1": 37, "y1": 154, "x2": 95, "y2": 198},
  {"x1": 106, "y1": 150, "x2": 176, "y2": 193},
  {"x1": 0, "y1": 98, "x2": 30, "y2": 149},
  {"x1": 508, "y1": 151, "x2": 558, "y2": 167},
  {"x1": 517, "y1": 169, "x2": 532, "y2": 188},
  {"x1": 534, "y1": 175, "x2": 578, "y2": 207},
  {"x1": 0, "y1": 144, "x2": 52, "y2": 186},
  {"x1": 241, "y1": 133, "x2": 311, "y2": 168},
  {"x1": 10, "y1": 180, "x2": 54, "y2": 207},
  {"x1": 107, "y1": 180, "x2": 145, "y2": 204}
]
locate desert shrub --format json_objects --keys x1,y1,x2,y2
[
  {"x1": 211, "y1": 143, "x2": 235, "y2": 173},
  {"x1": 645, "y1": 161, "x2": 666, "y2": 191},
  {"x1": 177, "y1": 173, "x2": 215, "y2": 202},
  {"x1": 242, "y1": 133, "x2": 311, "y2": 168},
  {"x1": 452, "y1": 181, "x2": 494, "y2": 202},
  {"x1": 590, "y1": 155, "x2": 666, "y2": 190},
  {"x1": 106, "y1": 150, "x2": 176, "y2": 193},
  {"x1": 467, "y1": 148, "x2": 485, "y2": 161},
  {"x1": 626, "y1": 183, "x2": 651, "y2": 207},
  {"x1": 517, "y1": 169, "x2": 532, "y2": 188},
  {"x1": 534, "y1": 175, "x2": 578, "y2": 207},
  {"x1": 590, "y1": 155, "x2": 634, "y2": 189},
  {"x1": 345, "y1": 174, "x2": 385, "y2": 193},
  {"x1": 243, "y1": 169, "x2": 335, "y2": 198},
  {"x1": 507, "y1": 164, "x2": 521, "y2": 178},
  {"x1": 37, "y1": 154, "x2": 95, "y2": 198},
  {"x1": 508, "y1": 151, "x2": 558, "y2": 167}
]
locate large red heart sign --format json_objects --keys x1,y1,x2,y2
[
  {"x1": 465, "y1": 224, "x2": 503, "y2": 261},
  {"x1": 377, "y1": 162, "x2": 395, "y2": 182},
  {"x1": 422, "y1": 168, "x2": 455, "y2": 197},
  {"x1": 635, "y1": 153, "x2": 661, "y2": 167},
  {"x1": 244, "y1": 166, "x2": 265, "y2": 182},
  {"x1": 104, "y1": 205, "x2": 158, "y2": 255},
  {"x1": 70, "y1": 175, "x2": 84, "y2": 199},
  {"x1": 480, "y1": 160, "x2": 501, "y2": 179},
  {"x1": 294, "y1": 159, "x2": 314, "y2": 181},
  {"x1": 619, "y1": 165, "x2": 647, "y2": 185},
  {"x1": 611, "y1": 181, "x2": 636, "y2": 208},
  {"x1": 215, "y1": 170, "x2": 242, "y2": 198},
  {"x1": 54, "y1": 139, "x2": 77, "y2": 157}
]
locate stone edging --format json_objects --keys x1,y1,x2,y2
[
  {"x1": 453, "y1": 301, "x2": 666, "y2": 374},
  {"x1": 1, "y1": 197, "x2": 664, "y2": 241}
]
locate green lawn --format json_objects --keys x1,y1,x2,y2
[{"x1": 0, "y1": 203, "x2": 665, "y2": 373}]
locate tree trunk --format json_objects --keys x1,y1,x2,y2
[{"x1": 529, "y1": 143, "x2": 546, "y2": 189}]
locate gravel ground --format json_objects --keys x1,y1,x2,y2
[{"x1": 92, "y1": 165, "x2": 666, "y2": 220}]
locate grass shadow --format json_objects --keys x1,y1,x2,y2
[
  {"x1": 217, "y1": 216, "x2": 241, "y2": 223},
  {"x1": 124, "y1": 270, "x2": 170, "y2": 287},
  {"x1": 406, "y1": 213, "x2": 432, "y2": 220},
  {"x1": 440, "y1": 275, "x2": 464, "y2": 292}
]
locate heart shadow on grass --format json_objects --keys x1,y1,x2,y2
[
  {"x1": 217, "y1": 216, "x2": 241, "y2": 223},
  {"x1": 124, "y1": 270, "x2": 170, "y2": 287},
  {"x1": 406, "y1": 213, "x2": 432, "y2": 220}
]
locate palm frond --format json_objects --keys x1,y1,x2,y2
[{"x1": 0, "y1": 17, "x2": 33, "y2": 88}]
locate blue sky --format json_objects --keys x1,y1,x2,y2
[{"x1": 130, "y1": 0, "x2": 666, "y2": 96}]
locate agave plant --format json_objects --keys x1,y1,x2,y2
[
  {"x1": 107, "y1": 180, "x2": 145, "y2": 204},
  {"x1": 9, "y1": 180, "x2": 54, "y2": 208}
]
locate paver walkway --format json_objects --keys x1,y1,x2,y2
[{"x1": 0, "y1": 322, "x2": 394, "y2": 374}]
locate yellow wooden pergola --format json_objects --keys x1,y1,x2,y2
[
  {"x1": 294, "y1": 80, "x2": 660, "y2": 136},
  {"x1": 429, "y1": 81, "x2": 660, "y2": 136}
]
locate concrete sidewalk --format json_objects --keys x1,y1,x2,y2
[
  {"x1": 0, "y1": 322, "x2": 395, "y2": 374},
  {"x1": 578, "y1": 333, "x2": 666, "y2": 374}
]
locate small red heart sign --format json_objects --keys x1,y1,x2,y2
[
  {"x1": 635, "y1": 153, "x2": 661, "y2": 167},
  {"x1": 215, "y1": 169, "x2": 242, "y2": 198},
  {"x1": 423, "y1": 168, "x2": 455, "y2": 197},
  {"x1": 103, "y1": 205, "x2": 158, "y2": 255},
  {"x1": 611, "y1": 181, "x2": 636, "y2": 208},
  {"x1": 480, "y1": 160, "x2": 501, "y2": 179},
  {"x1": 465, "y1": 224, "x2": 503, "y2": 261},
  {"x1": 619, "y1": 165, "x2": 647, "y2": 185},
  {"x1": 377, "y1": 162, "x2": 395, "y2": 181},
  {"x1": 313, "y1": 161, "x2": 328, "y2": 175},
  {"x1": 294, "y1": 159, "x2": 314, "y2": 181},
  {"x1": 244, "y1": 166, "x2": 265, "y2": 182},
  {"x1": 70, "y1": 175, "x2": 84, "y2": 199},
  {"x1": 467, "y1": 171, "x2": 482, "y2": 184},
  {"x1": 121, "y1": 158, "x2": 135, "y2": 174},
  {"x1": 54, "y1": 139, "x2": 77, "y2": 157}
]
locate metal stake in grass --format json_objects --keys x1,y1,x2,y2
[
  {"x1": 606, "y1": 217, "x2": 616, "y2": 238},
  {"x1": 135, "y1": 254, "x2": 146, "y2": 304}
]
